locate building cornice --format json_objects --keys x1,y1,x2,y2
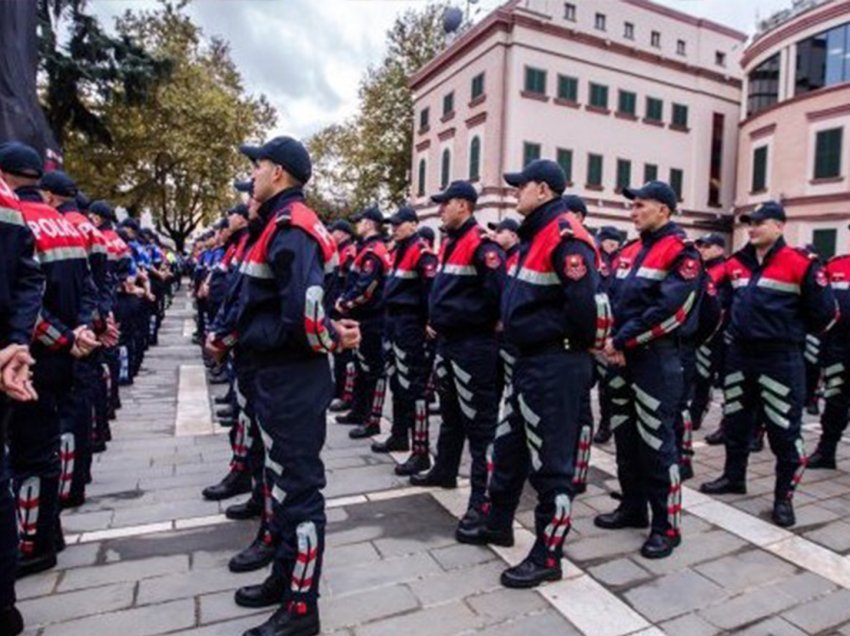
[{"x1": 739, "y1": 81, "x2": 850, "y2": 129}]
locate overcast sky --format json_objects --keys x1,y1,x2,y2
[{"x1": 89, "y1": 0, "x2": 794, "y2": 139}]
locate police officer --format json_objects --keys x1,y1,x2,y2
[
  {"x1": 334, "y1": 207, "x2": 390, "y2": 439},
  {"x1": 327, "y1": 220, "x2": 357, "y2": 413},
  {"x1": 701, "y1": 202, "x2": 837, "y2": 527},
  {"x1": 207, "y1": 136, "x2": 359, "y2": 636},
  {"x1": 410, "y1": 181, "x2": 505, "y2": 538},
  {"x1": 458, "y1": 161, "x2": 607, "y2": 589},
  {"x1": 808, "y1": 233, "x2": 850, "y2": 469},
  {"x1": 374, "y1": 207, "x2": 437, "y2": 476},
  {"x1": 595, "y1": 181, "x2": 701, "y2": 559},
  {"x1": 0, "y1": 173, "x2": 43, "y2": 636},
  {"x1": 487, "y1": 217, "x2": 520, "y2": 403}
]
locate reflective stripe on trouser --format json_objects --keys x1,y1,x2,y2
[
  {"x1": 816, "y1": 342, "x2": 850, "y2": 450},
  {"x1": 332, "y1": 348, "x2": 354, "y2": 400},
  {"x1": 609, "y1": 342, "x2": 682, "y2": 537},
  {"x1": 689, "y1": 334, "x2": 725, "y2": 429},
  {"x1": 0, "y1": 439, "x2": 18, "y2": 608},
  {"x1": 387, "y1": 315, "x2": 428, "y2": 445},
  {"x1": 348, "y1": 321, "x2": 384, "y2": 422},
  {"x1": 234, "y1": 357, "x2": 266, "y2": 512},
  {"x1": 432, "y1": 335, "x2": 499, "y2": 510},
  {"x1": 723, "y1": 344, "x2": 806, "y2": 501},
  {"x1": 486, "y1": 350, "x2": 592, "y2": 564},
  {"x1": 573, "y1": 388, "x2": 593, "y2": 490},
  {"x1": 252, "y1": 356, "x2": 331, "y2": 608},
  {"x1": 675, "y1": 343, "x2": 697, "y2": 468},
  {"x1": 59, "y1": 359, "x2": 98, "y2": 502}
]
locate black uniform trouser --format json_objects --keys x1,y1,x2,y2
[
  {"x1": 609, "y1": 340, "x2": 682, "y2": 537},
  {"x1": 818, "y1": 340, "x2": 850, "y2": 454},
  {"x1": 1, "y1": 403, "x2": 17, "y2": 609},
  {"x1": 674, "y1": 342, "x2": 697, "y2": 471},
  {"x1": 594, "y1": 354, "x2": 611, "y2": 433},
  {"x1": 59, "y1": 357, "x2": 98, "y2": 503},
  {"x1": 432, "y1": 334, "x2": 499, "y2": 510},
  {"x1": 348, "y1": 318, "x2": 384, "y2": 423},
  {"x1": 115, "y1": 293, "x2": 138, "y2": 385},
  {"x1": 90, "y1": 350, "x2": 111, "y2": 445},
  {"x1": 386, "y1": 312, "x2": 428, "y2": 451},
  {"x1": 332, "y1": 349, "x2": 354, "y2": 401},
  {"x1": 804, "y1": 335, "x2": 822, "y2": 407},
  {"x1": 690, "y1": 334, "x2": 725, "y2": 429},
  {"x1": 9, "y1": 354, "x2": 71, "y2": 557},
  {"x1": 252, "y1": 355, "x2": 331, "y2": 610},
  {"x1": 488, "y1": 350, "x2": 592, "y2": 565},
  {"x1": 232, "y1": 355, "x2": 265, "y2": 510},
  {"x1": 723, "y1": 343, "x2": 806, "y2": 501}
]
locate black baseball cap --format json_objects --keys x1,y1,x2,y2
[
  {"x1": 38, "y1": 170, "x2": 78, "y2": 198},
  {"x1": 503, "y1": 159, "x2": 567, "y2": 195},
  {"x1": 487, "y1": 218, "x2": 519, "y2": 233},
  {"x1": 233, "y1": 179, "x2": 254, "y2": 195},
  {"x1": 623, "y1": 180, "x2": 678, "y2": 212},
  {"x1": 418, "y1": 226, "x2": 435, "y2": 243},
  {"x1": 0, "y1": 142, "x2": 43, "y2": 178},
  {"x1": 740, "y1": 200, "x2": 785, "y2": 224},
  {"x1": 89, "y1": 200, "x2": 116, "y2": 221},
  {"x1": 696, "y1": 233, "x2": 726, "y2": 248},
  {"x1": 329, "y1": 219, "x2": 355, "y2": 236},
  {"x1": 597, "y1": 226, "x2": 624, "y2": 243},
  {"x1": 431, "y1": 180, "x2": 478, "y2": 204},
  {"x1": 120, "y1": 217, "x2": 141, "y2": 233},
  {"x1": 227, "y1": 203, "x2": 249, "y2": 219},
  {"x1": 562, "y1": 194, "x2": 588, "y2": 218},
  {"x1": 75, "y1": 191, "x2": 91, "y2": 211},
  {"x1": 389, "y1": 206, "x2": 418, "y2": 225},
  {"x1": 352, "y1": 207, "x2": 386, "y2": 224},
  {"x1": 213, "y1": 217, "x2": 228, "y2": 231},
  {"x1": 239, "y1": 136, "x2": 312, "y2": 184}
]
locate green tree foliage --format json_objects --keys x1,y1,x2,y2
[{"x1": 64, "y1": 1, "x2": 276, "y2": 251}]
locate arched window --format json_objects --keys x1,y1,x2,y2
[
  {"x1": 469, "y1": 136, "x2": 481, "y2": 181},
  {"x1": 417, "y1": 158, "x2": 427, "y2": 196},
  {"x1": 441, "y1": 148, "x2": 451, "y2": 189}
]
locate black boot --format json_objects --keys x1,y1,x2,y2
[
  {"x1": 349, "y1": 424, "x2": 379, "y2": 439},
  {"x1": 214, "y1": 395, "x2": 232, "y2": 405},
  {"x1": 334, "y1": 412, "x2": 362, "y2": 426},
  {"x1": 202, "y1": 471, "x2": 251, "y2": 501},
  {"x1": 229, "y1": 538, "x2": 276, "y2": 573},
  {"x1": 699, "y1": 475, "x2": 747, "y2": 495},
  {"x1": 394, "y1": 453, "x2": 430, "y2": 476},
  {"x1": 773, "y1": 499, "x2": 796, "y2": 527},
  {"x1": 807, "y1": 447, "x2": 837, "y2": 470},
  {"x1": 640, "y1": 532, "x2": 680, "y2": 559},
  {"x1": 242, "y1": 604, "x2": 320, "y2": 636},
  {"x1": 0, "y1": 606, "x2": 23, "y2": 636},
  {"x1": 235, "y1": 574, "x2": 286, "y2": 608},
  {"x1": 594, "y1": 506, "x2": 649, "y2": 530},
  {"x1": 16, "y1": 551, "x2": 57, "y2": 579},
  {"x1": 216, "y1": 406, "x2": 235, "y2": 419},
  {"x1": 593, "y1": 426, "x2": 612, "y2": 444},
  {"x1": 329, "y1": 399, "x2": 352, "y2": 413},
  {"x1": 371, "y1": 435, "x2": 408, "y2": 453},
  {"x1": 409, "y1": 470, "x2": 457, "y2": 489},
  {"x1": 226, "y1": 498, "x2": 263, "y2": 520},
  {"x1": 455, "y1": 513, "x2": 514, "y2": 547},
  {"x1": 679, "y1": 462, "x2": 694, "y2": 482},
  {"x1": 704, "y1": 428, "x2": 726, "y2": 445},
  {"x1": 500, "y1": 556, "x2": 562, "y2": 589}
]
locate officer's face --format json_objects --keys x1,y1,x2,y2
[
  {"x1": 515, "y1": 181, "x2": 547, "y2": 215},
  {"x1": 495, "y1": 229, "x2": 518, "y2": 251},
  {"x1": 697, "y1": 244, "x2": 725, "y2": 261},
  {"x1": 439, "y1": 198, "x2": 470, "y2": 230},
  {"x1": 600, "y1": 239, "x2": 620, "y2": 255},
  {"x1": 630, "y1": 198, "x2": 669, "y2": 232},
  {"x1": 331, "y1": 229, "x2": 348, "y2": 244},
  {"x1": 392, "y1": 221, "x2": 416, "y2": 242},
  {"x1": 747, "y1": 219, "x2": 783, "y2": 248},
  {"x1": 251, "y1": 159, "x2": 283, "y2": 203}
]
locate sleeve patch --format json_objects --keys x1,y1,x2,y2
[
  {"x1": 816, "y1": 269, "x2": 828, "y2": 287},
  {"x1": 363, "y1": 258, "x2": 375, "y2": 274},
  {"x1": 564, "y1": 254, "x2": 587, "y2": 281},
  {"x1": 678, "y1": 257, "x2": 699, "y2": 280},
  {"x1": 484, "y1": 250, "x2": 502, "y2": 269}
]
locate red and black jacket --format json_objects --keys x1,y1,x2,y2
[
  {"x1": 723, "y1": 237, "x2": 837, "y2": 346},
  {"x1": 429, "y1": 217, "x2": 505, "y2": 338},
  {"x1": 501, "y1": 198, "x2": 609, "y2": 352},
  {"x1": 224, "y1": 187, "x2": 339, "y2": 359},
  {"x1": 338, "y1": 235, "x2": 390, "y2": 320},
  {"x1": 16, "y1": 185, "x2": 97, "y2": 353},
  {"x1": 208, "y1": 228, "x2": 248, "y2": 309},
  {"x1": 326, "y1": 237, "x2": 356, "y2": 312},
  {"x1": 611, "y1": 221, "x2": 702, "y2": 351},
  {"x1": 0, "y1": 179, "x2": 43, "y2": 348},
  {"x1": 99, "y1": 224, "x2": 134, "y2": 288},
  {"x1": 825, "y1": 254, "x2": 850, "y2": 340},
  {"x1": 384, "y1": 232, "x2": 437, "y2": 317}
]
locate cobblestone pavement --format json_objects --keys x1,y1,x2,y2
[{"x1": 16, "y1": 297, "x2": 850, "y2": 635}]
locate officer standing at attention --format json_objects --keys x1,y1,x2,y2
[
  {"x1": 595, "y1": 181, "x2": 702, "y2": 559},
  {"x1": 209, "y1": 136, "x2": 360, "y2": 636},
  {"x1": 410, "y1": 181, "x2": 505, "y2": 539},
  {"x1": 700, "y1": 202, "x2": 837, "y2": 527},
  {"x1": 458, "y1": 161, "x2": 608, "y2": 589},
  {"x1": 327, "y1": 220, "x2": 358, "y2": 413},
  {"x1": 374, "y1": 207, "x2": 437, "y2": 476}
]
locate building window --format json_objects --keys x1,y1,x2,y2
[
  {"x1": 796, "y1": 22, "x2": 850, "y2": 96},
  {"x1": 747, "y1": 53, "x2": 780, "y2": 117},
  {"x1": 670, "y1": 168, "x2": 683, "y2": 200},
  {"x1": 672, "y1": 103, "x2": 689, "y2": 128},
  {"x1": 471, "y1": 73, "x2": 485, "y2": 100},
  {"x1": 676, "y1": 39, "x2": 686, "y2": 56},
  {"x1": 557, "y1": 74, "x2": 578, "y2": 102},
  {"x1": 441, "y1": 149, "x2": 451, "y2": 189},
  {"x1": 442, "y1": 92, "x2": 454, "y2": 117},
  {"x1": 587, "y1": 153, "x2": 603, "y2": 188},
  {"x1": 645, "y1": 97, "x2": 663, "y2": 122},
  {"x1": 814, "y1": 127, "x2": 843, "y2": 179},
  {"x1": 708, "y1": 113, "x2": 724, "y2": 207},
  {"x1": 556, "y1": 148, "x2": 573, "y2": 183},
  {"x1": 752, "y1": 146, "x2": 768, "y2": 192},
  {"x1": 419, "y1": 107, "x2": 429, "y2": 130},
  {"x1": 616, "y1": 159, "x2": 631, "y2": 192},
  {"x1": 524, "y1": 67, "x2": 547, "y2": 95},
  {"x1": 523, "y1": 142, "x2": 541, "y2": 167},
  {"x1": 624, "y1": 22, "x2": 634, "y2": 40},
  {"x1": 715, "y1": 51, "x2": 726, "y2": 67},
  {"x1": 564, "y1": 2, "x2": 576, "y2": 21},
  {"x1": 589, "y1": 83, "x2": 609, "y2": 110},
  {"x1": 595, "y1": 13, "x2": 606, "y2": 31},
  {"x1": 618, "y1": 90, "x2": 636, "y2": 116},
  {"x1": 651, "y1": 30, "x2": 661, "y2": 48},
  {"x1": 644, "y1": 163, "x2": 658, "y2": 183},
  {"x1": 417, "y1": 158, "x2": 427, "y2": 196},
  {"x1": 469, "y1": 136, "x2": 481, "y2": 181},
  {"x1": 812, "y1": 228, "x2": 838, "y2": 259}
]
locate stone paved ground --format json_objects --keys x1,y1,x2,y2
[{"x1": 15, "y1": 295, "x2": 850, "y2": 635}]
